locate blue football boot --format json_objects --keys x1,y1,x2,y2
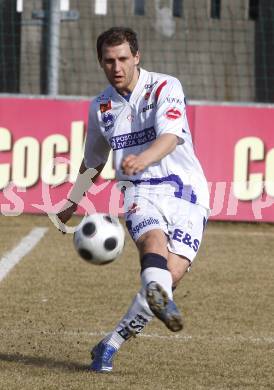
[
  {"x1": 146, "y1": 281, "x2": 183, "y2": 332},
  {"x1": 89, "y1": 340, "x2": 117, "y2": 373}
]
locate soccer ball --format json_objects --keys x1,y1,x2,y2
[{"x1": 73, "y1": 213, "x2": 125, "y2": 265}]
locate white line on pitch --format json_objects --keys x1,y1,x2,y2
[
  {"x1": 0, "y1": 227, "x2": 48, "y2": 282},
  {"x1": 65, "y1": 331, "x2": 274, "y2": 344},
  {"x1": 1, "y1": 328, "x2": 273, "y2": 344}
]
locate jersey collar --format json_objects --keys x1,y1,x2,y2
[{"x1": 111, "y1": 68, "x2": 149, "y2": 104}]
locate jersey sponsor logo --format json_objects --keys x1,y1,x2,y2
[
  {"x1": 172, "y1": 229, "x2": 200, "y2": 252},
  {"x1": 144, "y1": 91, "x2": 151, "y2": 100},
  {"x1": 102, "y1": 112, "x2": 115, "y2": 131},
  {"x1": 110, "y1": 127, "x2": 156, "y2": 151},
  {"x1": 126, "y1": 217, "x2": 160, "y2": 237},
  {"x1": 127, "y1": 202, "x2": 140, "y2": 216},
  {"x1": 166, "y1": 97, "x2": 183, "y2": 105},
  {"x1": 100, "y1": 100, "x2": 112, "y2": 113},
  {"x1": 144, "y1": 81, "x2": 158, "y2": 89},
  {"x1": 165, "y1": 108, "x2": 182, "y2": 120},
  {"x1": 142, "y1": 103, "x2": 155, "y2": 113}
]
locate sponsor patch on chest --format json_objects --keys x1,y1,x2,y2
[{"x1": 110, "y1": 127, "x2": 156, "y2": 150}]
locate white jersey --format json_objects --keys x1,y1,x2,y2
[{"x1": 84, "y1": 68, "x2": 209, "y2": 209}]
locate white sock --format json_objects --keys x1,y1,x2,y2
[
  {"x1": 105, "y1": 289, "x2": 154, "y2": 350},
  {"x1": 141, "y1": 267, "x2": 173, "y2": 299}
]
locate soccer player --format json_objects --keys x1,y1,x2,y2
[{"x1": 57, "y1": 27, "x2": 210, "y2": 372}]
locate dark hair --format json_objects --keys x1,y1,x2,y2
[{"x1": 97, "y1": 27, "x2": 139, "y2": 62}]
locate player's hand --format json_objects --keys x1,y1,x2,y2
[
  {"x1": 56, "y1": 200, "x2": 77, "y2": 233},
  {"x1": 121, "y1": 154, "x2": 148, "y2": 175}
]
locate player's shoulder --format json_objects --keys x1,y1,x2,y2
[
  {"x1": 143, "y1": 70, "x2": 184, "y2": 101},
  {"x1": 90, "y1": 86, "x2": 113, "y2": 111},
  {"x1": 146, "y1": 70, "x2": 182, "y2": 89},
  {"x1": 143, "y1": 70, "x2": 184, "y2": 103}
]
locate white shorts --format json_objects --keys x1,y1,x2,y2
[{"x1": 124, "y1": 192, "x2": 209, "y2": 262}]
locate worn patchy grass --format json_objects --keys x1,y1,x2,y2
[{"x1": 0, "y1": 215, "x2": 273, "y2": 389}]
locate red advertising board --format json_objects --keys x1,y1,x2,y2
[
  {"x1": 0, "y1": 97, "x2": 273, "y2": 222},
  {"x1": 193, "y1": 104, "x2": 274, "y2": 222},
  {"x1": 0, "y1": 97, "x2": 121, "y2": 217}
]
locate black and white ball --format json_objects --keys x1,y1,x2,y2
[{"x1": 73, "y1": 213, "x2": 125, "y2": 265}]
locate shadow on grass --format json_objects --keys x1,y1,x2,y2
[{"x1": 0, "y1": 352, "x2": 89, "y2": 372}]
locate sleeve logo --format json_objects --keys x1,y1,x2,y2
[{"x1": 165, "y1": 108, "x2": 182, "y2": 120}]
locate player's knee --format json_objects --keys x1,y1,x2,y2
[{"x1": 137, "y1": 230, "x2": 167, "y2": 257}]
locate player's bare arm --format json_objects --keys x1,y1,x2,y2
[
  {"x1": 121, "y1": 133, "x2": 179, "y2": 175},
  {"x1": 57, "y1": 160, "x2": 105, "y2": 225}
]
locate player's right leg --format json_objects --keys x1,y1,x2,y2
[{"x1": 136, "y1": 229, "x2": 183, "y2": 332}]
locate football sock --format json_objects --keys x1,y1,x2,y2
[
  {"x1": 141, "y1": 253, "x2": 173, "y2": 299},
  {"x1": 104, "y1": 289, "x2": 153, "y2": 350},
  {"x1": 104, "y1": 254, "x2": 172, "y2": 350}
]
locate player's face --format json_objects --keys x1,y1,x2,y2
[{"x1": 100, "y1": 42, "x2": 140, "y2": 95}]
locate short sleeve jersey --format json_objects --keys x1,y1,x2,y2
[{"x1": 84, "y1": 68, "x2": 209, "y2": 209}]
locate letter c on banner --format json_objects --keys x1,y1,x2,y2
[{"x1": 233, "y1": 137, "x2": 264, "y2": 200}]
